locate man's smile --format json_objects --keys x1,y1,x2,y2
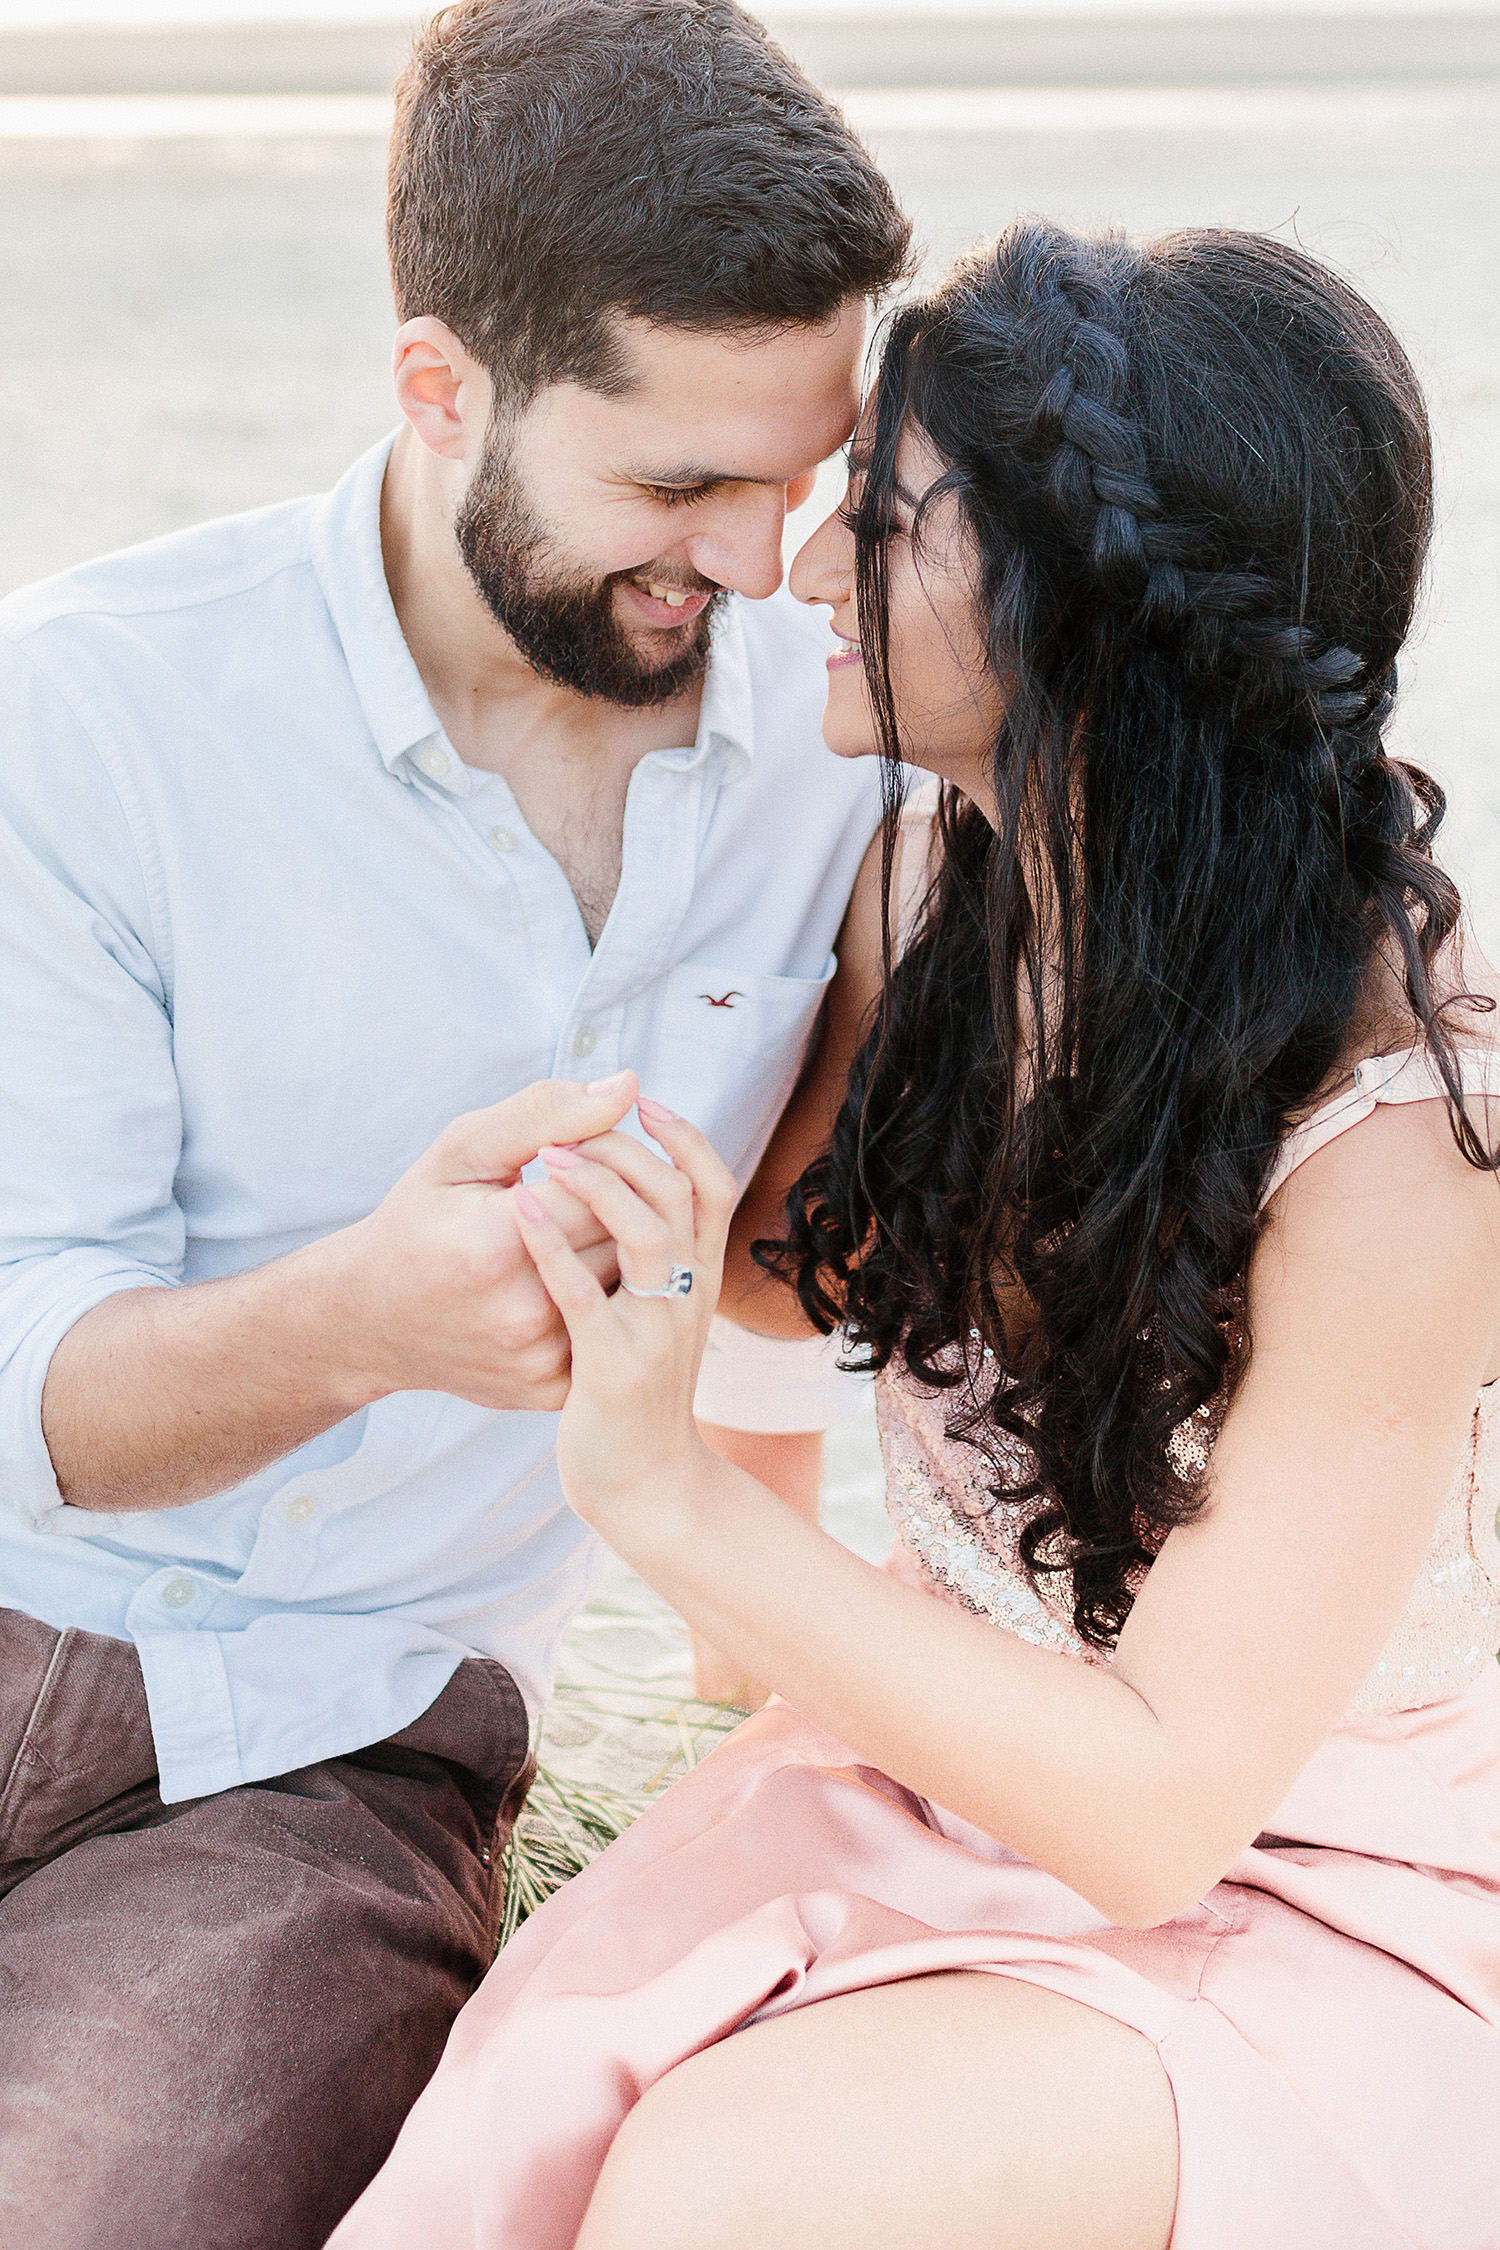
[{"x1": 618, "y1": 575, "x2": 717, "y2": 629}]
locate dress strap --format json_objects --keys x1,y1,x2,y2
[{"x1": 1261, "y1": 1042, "x2": 1500, "y2": 1207}]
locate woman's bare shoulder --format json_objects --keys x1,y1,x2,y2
[
  {"x1": 1294, "y1": 927, "x2": 1500, "y2": 1123},
  {"x1": 1249, "y1": 1076, "x2": 1500, "y2": 1392}
]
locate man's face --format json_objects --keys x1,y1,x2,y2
[{"x1": 455, "y1": 303, "x2": 866, "y2": 707}]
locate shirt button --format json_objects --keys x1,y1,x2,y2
[
  {"x1": 286, "y1": 1493, "x2": 316, "y2": 1525},
  {"x1": 489, "y1": 825, "x2": 517, "y2": 853},
  {"x1": 162, "y1": 1575, "x2": 196, "y2": 1610},
  {"x1": 417, "y1": 745, "x2": 450, "y2": 778},
  {"x1": 572, "y1": 1025, "x2": 597, "y2": 1059}
]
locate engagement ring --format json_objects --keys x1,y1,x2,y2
[{"x1": 619, "y1": 1265, "x2": 694, "y2": 1300}]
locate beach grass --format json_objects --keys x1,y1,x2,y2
[{"x1": 500, "y1": 1683, "x2": 748, "y2": 1945}]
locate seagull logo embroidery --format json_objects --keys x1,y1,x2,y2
[{"x1": 699, "y1": 990, "x2": 744, "y2": 1009}]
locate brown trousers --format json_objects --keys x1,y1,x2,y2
[{"x1": 0, "y1": 1607, "x2": 533, "y2": 2250}]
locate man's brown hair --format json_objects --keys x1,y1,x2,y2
[{"x1": 388, "y1": 0, "x2": 911, "y2": 400}]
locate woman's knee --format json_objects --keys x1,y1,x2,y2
[
  {"x1": 574, "y1": 2072, "x2": 747, "y2": 2250},
  {"x1": 574, "y1": 1974, "x2": 1178, "y2": 2250}
]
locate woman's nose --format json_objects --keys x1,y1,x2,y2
[{"x1": 788, "y1": 502, "x2": 855, "y2": 609}]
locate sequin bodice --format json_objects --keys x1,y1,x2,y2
[
  {"x1": 875, "y1": 1043, "x2": 1500, "y2": 1719},
  {"x1": 877, "y1": 1359, "x2": 1500, "y2": 1717}
]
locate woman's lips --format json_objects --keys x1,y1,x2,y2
[
  {"x1": 827, "y1": 636, "x2": 864, "y2": 672},
  {"x1": 619, "y1": 577, "x2": 714, "y2": 629}
]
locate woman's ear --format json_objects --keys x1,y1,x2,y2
[{"x1": 392, "y1": 318, "x2": 494, "y2": 466}]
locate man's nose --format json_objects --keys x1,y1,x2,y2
[{"x1": 684, "y1": 486, "x2": 791, "y2": 602}]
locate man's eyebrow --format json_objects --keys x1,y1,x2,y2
[{"x1": 626, "y1": 463, "x2": 791, "y2": 489}]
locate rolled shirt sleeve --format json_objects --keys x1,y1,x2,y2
[{"x1": 0, "y1": 638, "x2": 185, "y2": 1527}]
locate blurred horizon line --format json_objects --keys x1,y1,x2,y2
[
  {"x1": 7, "y1": 0, "x2": 1500, "y2": 29},
  {"x1": 7, "y1": 82, "x2": 1500, "y2": 134}
]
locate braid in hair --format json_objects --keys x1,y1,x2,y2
[{"x1": 767, "y1": 219, "x2": 1478, "y2": 1646}]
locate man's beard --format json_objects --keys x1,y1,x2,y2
[{"x1": 455, "y1": 445, "x2": 724, "y2": 709}]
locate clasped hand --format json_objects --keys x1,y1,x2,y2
[
  {"x1": 334, "y1": 1072, "x2": 647, "y2": 1411},
  {"x1": 339, "y1": 1070, "x2": 734, "y2": 1521},
  {"x1": 509, "y1": 1075, "x2": 738, "y2": 1530}
]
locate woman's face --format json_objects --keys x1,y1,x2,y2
[{"x1": 789, "y1": 417, "x2": 1004, "y2": 819}]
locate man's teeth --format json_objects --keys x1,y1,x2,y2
[{"x1": 644, "y1": 581, "x2": 692, "y2": 607}]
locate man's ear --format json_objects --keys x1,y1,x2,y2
[{"x1": 392, "y1": 317, "x2": 493, "y2": 464}]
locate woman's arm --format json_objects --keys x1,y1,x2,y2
[
  {"x1": 516, "y1": 1081, "x2": 1500, "y2": 1929},
  {"x1": 689, "y1": 1423, "x2": 824, "y2": 1706}
]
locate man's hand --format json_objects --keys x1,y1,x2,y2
[
  {"x1": 43, "y1": 1073, "x2": 639, "y2": 1512},
  {"x1": 329, "y1": 1075, "x2": 634, "y2": 1411}
]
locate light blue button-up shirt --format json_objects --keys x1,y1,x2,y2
[{"x1": 0, "y1": 435, "x2": 882, "y2": 1800}]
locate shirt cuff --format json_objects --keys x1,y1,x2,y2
[
  {"x1": 693, "y1": 1314, "x2": 872, "y2": 1434},
  {"x1": 0, "y1": 1251, "x2": 176, "y2": 1529}
]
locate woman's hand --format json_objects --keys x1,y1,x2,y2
[{"x1": 511, "y1": 1086, "x2": 739, "y2": 1534}]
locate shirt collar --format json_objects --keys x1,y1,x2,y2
[
  {"x1": 682, "y1": 598, "x2": 755, "y2": 777},
  {"x1": 309, "y1": 432, "x2": 446, "y2": 780},
  {"x1": 309, "y1": 431, "x2": 758, "y2": 785}
]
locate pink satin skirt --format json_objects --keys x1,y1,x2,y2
[{"x1": 332, "y1": 1666, "x2": 1500, "y2": 2249}]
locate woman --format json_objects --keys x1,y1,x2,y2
[{"x1": 333, "y1": 222, "x2": 1500, "y2": 2248}]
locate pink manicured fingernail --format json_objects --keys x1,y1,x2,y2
[
  {"x1": 585, "y1": 1071, "x2": 631, "y2": 1096},
  {"x1": 636, "y1": 1096, "x2": 676, "y2": 1124},
  {"x1": 539, "y1": 1143, "x2": 581, "y2": 1170},
  {"x1": 513, "y1": 1185, "x2": 546, "y2": 1221}
]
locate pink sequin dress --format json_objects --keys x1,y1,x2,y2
[{"x1": 333, "y1": 1047, "x2": 1500, "y2": 2250}]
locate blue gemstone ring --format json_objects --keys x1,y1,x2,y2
[{"x1": 619, "y1": 1265, "x2": 694, "y2": 1301}]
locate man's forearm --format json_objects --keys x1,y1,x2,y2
[
  {"x1": 37, "y1": 1077, "x2": 639, "y2": 1514},
  {"x1": 41, "y1": 1235, "x2": 376, "y2": 1513}
]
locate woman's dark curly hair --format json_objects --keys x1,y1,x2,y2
[{"x1": 770, "y1": 219, "x2": 1489, "y2": 1648}]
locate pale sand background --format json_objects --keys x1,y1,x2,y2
[
  {"x1": 1, "y1": 9, "x2": 1496, "y2": 1786},
  {"x1": 0, "y1": 12, "x2": 1494, "y2": 914}
]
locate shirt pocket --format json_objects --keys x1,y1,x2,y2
[{"x1": 647, "y1": 956, "x2": 836, "y2": 1181}]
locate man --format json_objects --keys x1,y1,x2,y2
[{"x1": 0, "y1": 2, "x2": 908, "y2": 2241}]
